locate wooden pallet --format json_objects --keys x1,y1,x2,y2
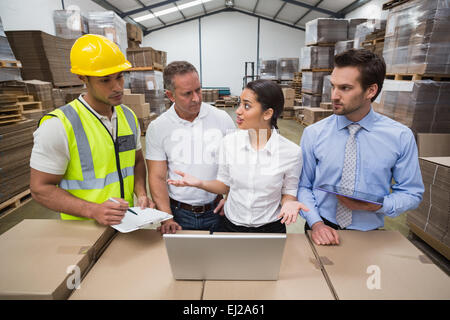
[
  {"x1": 17, "y1": 101, "x2": 43, "y2": 113},
  {"x1": 386, "y1": 73, "x2": 450, "y2": 81},
  {"x1": 16, "y1": 95, "x2": 34, "y2": 102},
  {"x1": 0, "y1": 189, "x2": 33, "y2": 218},
  {"x1": 0, "y1": 94, "x2": 18, "y2": 104},
  {"x1": 0, "y1": 59, "x2": 22, "y2": 68},
  {"x1": 361, "y1": 38, "x2": 385, "y2": 46}
]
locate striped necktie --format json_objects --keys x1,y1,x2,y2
[{"x1": 336, "y1": 123, "x2": 362, "y2": 228}]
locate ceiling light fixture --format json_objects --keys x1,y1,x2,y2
[
  {"x1": 225, "y1": 0, "x2": 234, "y2": 8},
  {"x1": 135, "y1": 0, "x2": 214, "y2": 22}
]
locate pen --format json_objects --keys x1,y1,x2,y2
[{"x1": 108, "y1": 197, "x2": 138, "y2": 215}]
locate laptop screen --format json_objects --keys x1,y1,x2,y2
[{"x1": 164, "y1": 233, "x2": 286, "y2": 280}]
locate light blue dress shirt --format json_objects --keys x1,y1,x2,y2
[{"x1": 297, "y1": 107, "x2": 424, "y2": 231}]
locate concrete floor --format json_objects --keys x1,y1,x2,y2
[{"x1": 0, "y1": 106, "x2": 409, "y2": 237}]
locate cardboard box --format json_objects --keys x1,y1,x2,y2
[
  {"x1": 122, "y1": 93, "x2": 145, "y2": 105},
  {"x1": 320, "y1": 102, "x2": 333, "y2": 110},
  {"x1": 128, "y1": 102, "x2": 149, "y2": 119},
  {"x1": 407, "y1": 157, "x2": 450, "y2": 253},
  {"x1": 417, "y1": 134, "x2": 450, "y2": 157},
  {"x1": 303, "y1": 107, "x2": 333, "y2": 125},
  {"x1": 5, "y1": 31, "x2": 82, "y2": 87},
  {"x1": 126, "y1": 47, "x2": 155, "y2": 67},
  {"x1": 302, "y1": 71, "x2": 331, "y2": 94},
  {"x1": 282, "y1": 88, "x2": 295, "y2": 100},
  {"x1": 0, "y1": 219, "x2": 116, "y2": 300},
  {"x1": 284, "y1": 98, "x2": 295, "y2": 109},
  {"x1": 305, "y1": 18, "x2": 349, "y2": 45},
  {"x1": 307, "y1": 230, "x2": 450, "y2": 299},
  {"x1": 69, "y1": 230, "x2": 204, "y2": 299},
  {"x1": 302, "y1": 93, "x2": 322, "y2": 108},
  {"x1": 203, "y1": 234, "x2": 334, "y2": 300}
]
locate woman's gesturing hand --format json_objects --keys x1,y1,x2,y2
[
  {"x1": 167, "y1": 170, "x2": 202, "y2": 188},
  {"x1": 278, "y1": 201, "x2": 309, "y2": 225}
]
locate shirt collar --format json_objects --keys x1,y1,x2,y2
[
  {"x1": 238, "y1": 127, "x2": 279, "y2": 155},
  {"x1": 168, "y1": 102, "x2": 209, "y2": 125},
  {"x1": 336, "y1": 106, "x2": 375, "y2": 132}
]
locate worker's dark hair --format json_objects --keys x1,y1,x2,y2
[
  {"x1": 334, "y1": 49, "x2": 386, "y2": 102},
  {"x1": 245, "y1": 79, "x2": 284, "y2": 129},
  {"x1": 163, "y1": 61, "x2": 198, "y2": 91}
]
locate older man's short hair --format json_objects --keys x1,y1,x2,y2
[{"x1": 163, "y1": 61, "x2": 198, "y2": 91}]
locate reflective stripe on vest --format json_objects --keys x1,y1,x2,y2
[
  {"x1": 39, "y1": 99, "x2": 138, "y2": 220},
  {"x1": 58, "y1": 103, "x2": 137, "y2": 189}
]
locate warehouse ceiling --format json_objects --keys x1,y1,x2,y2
[{"x1": 91, "y1": 0, "x2": 371, "y2": 35}]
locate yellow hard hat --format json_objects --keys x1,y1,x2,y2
[{"x1": 70, "y1": 34, "x2": 132, "y2": 76}]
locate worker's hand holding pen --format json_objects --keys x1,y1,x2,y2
[{"x1": 89, "y1": 197, "x2": 130, "y2": 226}]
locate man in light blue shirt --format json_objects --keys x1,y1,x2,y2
[{"x1": 298, "y1": 49, "x2": 424, "y2": 246}]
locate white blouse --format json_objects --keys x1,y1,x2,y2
[{"x1": 217, "y1": 129, "x2": 302, "y2": 227}]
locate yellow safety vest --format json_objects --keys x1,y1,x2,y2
[{"x1": 39, "y1": 98, "x2": 138, "y2": 220}]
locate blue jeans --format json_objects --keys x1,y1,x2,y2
[{"x1": 170, "y1": 204, "x2": 223, "y2": 232}]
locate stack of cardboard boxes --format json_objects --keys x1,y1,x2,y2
[
  {"x1": 353, "y1": 19, "x2": 386, "y2": 50},
  {"x1": 5, "y1": 30, "x2": 82, "y2": 87},
  {"x1": 383, "y1": 0, "x2": 450, "y2": 75},
  {"x1": 202, "y1": 89, "x2": 219, "y2": 103},
  {"x1": 122, "y1": 88, "x2": 158, "y2": 135},
  {"x1": 408, "y1": 156, "x2": 450, "y2": 260},
  {"x1": 0, "y1": 119, "x2": 35, "y2": 205},
  {"x1": 259, "y1": 59, "x2": 278, "y2": 80},
  {"x1": 0, "y1": 17, "x2": 22, "y2": 82},
  {"x1": 126, "y1": 47, "x2": 166, "y2": 70},
  {"x1": 299, "y1": 18, "x2": 343, "y2": 124},
  {"x1": 305, "y1": 18, "x2": 348, "y2": 46},
  {"x1": 0, "y1": 80, "x2": 53, "y2": 122},
  {"x1": 277, "y1": 58, "x2": 299, "y2": 81},
  {"x1": 128, "y1": 70, "x2": 165, "y2": 115},
  {"x1": 407, "y1": 134, "x2": 450, "y2": 260},
  {"x1": 281, "y1": 88, "x2": 295, "y2": 119},
  {"x1": 86, "y1": 11, "x2": 127, "y2": 55},
  {"x1": 126, "y1": 23, "x2": 143, "y2": 49},
  {"x1": 302, "y1": 18, "x2": 344, "y2": 110},
  {"x1": 53, "y1": 10, "x2": 88, "y2": 39},
  {"x1": 360, "y1": 27, "x2": 386, "y2": 57},
  {"x1": 373, "y1": 80, "x2": 450, "y2": 134}
]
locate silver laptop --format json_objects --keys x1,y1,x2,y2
[{"x1": 163, "y1": 232, "x2": 286, "y2": 280}]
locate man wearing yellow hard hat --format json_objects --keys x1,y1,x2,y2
[{"x1": 29, "y1": 34, "x2": 154, "y2": 225}]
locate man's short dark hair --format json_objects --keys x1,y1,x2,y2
[
  {"x1": 334, "y1": 49, "x2": 386, "y2": 102},
  {"x1": 163, "y1": 61, "x2": 198, "y2": 91}
]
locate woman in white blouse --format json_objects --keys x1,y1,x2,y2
[{"x1": 168, "y1": 79, "x2": 309, "y2": 233}]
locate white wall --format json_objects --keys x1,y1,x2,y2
[
  {"x1": 260, "y1": 19, "x2": 304, "y2": 68},
  {"x1": 143, "y1": 19, "x2": 200, "y2": 76},
  {"x1": 0, "y1": 0, "x2": 106, "y2": 34},
  {"x1": 345, "y1": 0, "x2": 388, "y2": 20},
  {"x1": 144, "y1": 11, "x2": 305, "y2": 96},
  {"x1": 202, "y1": 12, "x2": 257, "y2": 96}
]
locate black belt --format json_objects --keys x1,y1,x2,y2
[{"x1": 170, "y1": 195, "x2": 223, "y2": 214}]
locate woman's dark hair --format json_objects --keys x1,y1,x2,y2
[
  {"x1": 334, "y1": 49, "x2": 386, "y2": 102},
  {"x1": 245, "y1": 79, "x2": 284, "y2": 129}
]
